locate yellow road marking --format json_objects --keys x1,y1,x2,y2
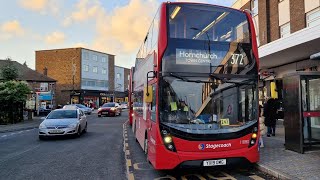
[
  {"x1": 128, "y1": 173, "x2": 135, "y2": 180},
  {"x1": 181, "y1": 174, "x2": 206, "y2": 180},
  {"x1": 126, "y1": 159, "x2": 132, "y2": 167},
  {"x1": 154, "y1": 175, "x2": 177, "y2": 180},
  {"x1": 126, "y1": 150, "x2": 130, "y2": 156},
  {"x1": 249, "y1": 175, "x2": 265, "y2": 180},
  {"x1": 207, "y1": 172, "x2": 237, "y2": 180}
]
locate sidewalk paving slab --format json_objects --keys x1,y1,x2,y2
[
  {"x1": 257, "y1": 121, "x2": 320, "y2": 180},
  {"x1": 0, "y1": 117, "x2": 43, "y2": 133}
]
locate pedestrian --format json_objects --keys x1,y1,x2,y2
[
  {"x1": 259, "y1": 116, "x2": 266, "y2": 147},
  {"x1": 264, "y1": 98, "x2": 277, "y2": 137}
]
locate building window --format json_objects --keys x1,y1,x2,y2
[
  {"x1": 84, "y1": 52, "x2": 89, "y2": 60},
  {"x1": 306, "y1": 8, "x2": 320, "y2": 28},
  {"x1": 251, "y1": 0, "x2": 258, "y2": 16},
  {"x1": 116, "y1": 73, "x2": 121, "y2": 80},
  {"x1": 102, "y1": 57, "x2": 107, "y2": 63},
  {"x1": 92, "y1": 54, "x2": 98, "y2": 61},
  {"x1": 102, "y1": 68, "x2": 107, "y2": 74},
  {"x1": 280, "y1": 22, "x2": 290, "y2": 38},
  {"x1": 84, "y1": 65, "x2": 89, "y2": 72},
  {"x1": 93, "y1": 66, "x2": 98, "y2": 73}
]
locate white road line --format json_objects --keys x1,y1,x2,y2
[{"x1": 1, "y1": 135, "x2": 8, "y2": 138}]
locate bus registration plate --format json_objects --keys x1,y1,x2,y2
[{"x1": 203, "y1": 159, "x2": 226, "y2": 166}]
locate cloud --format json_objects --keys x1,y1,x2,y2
[
  {"x1": 93, "y1": 0, "x2": 157, "y2": 54},
  {"x1": 19, "y1": 0, "x2": 60, "y2": 15},
  {"x1": 63, "y1": 0, "x2": 105, "y2": 26},
  {"x1": 0, "y1": 20, "x2": 25, "y2": 39},
  {"x1": 45, "y1": 31, "x2": 65, "y2": 44}
]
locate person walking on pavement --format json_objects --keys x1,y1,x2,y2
[
  {"x1": 259, "y1": 103, "x2": 266, "y2": 147},
  {"x1": 264, "y1": 98, "x2": 277, "y2": 137}
]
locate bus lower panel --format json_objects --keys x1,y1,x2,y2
[{"x1": 153, "y1": 143, "x2": 259, "y2": 170}]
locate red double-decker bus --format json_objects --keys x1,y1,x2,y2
[{"x1": 129, "y1": 2, "x2": 260, "y2": 169}]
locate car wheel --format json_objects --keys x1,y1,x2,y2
[
  {"x1": 98, "y1": 114, "x2": 101, "y2": 117},
  {"x1": 39, "y1": 136, "x2": 45, "y2": 140},
  {"x1": 88, "y1": 112, "x2": 91, "y2": 115},
  {"x1": 119, "y1": 111, "x2": 121, "y2": 116},
  {"x1": 83, "y1": 123, "x2": 87, "y2": 133},
  {"x1": 76, "y1": 126, "x2": 81, "y2": 137}
]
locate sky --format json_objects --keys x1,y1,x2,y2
[{"x1": 0, "y1": 0, "x2": 235, "y2": 69}]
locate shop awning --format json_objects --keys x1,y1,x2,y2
[{"x1": 259, "y1": 25, "x2": 320, "y2": 69}]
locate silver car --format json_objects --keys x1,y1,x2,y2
[
  {"x1": 63, "y1": 104, "x2": 92, "y2": 115},
  {"x1": 38, "y1": 109, "x2": 87, "y2": 140}
]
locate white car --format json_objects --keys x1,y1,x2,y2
[
  {"x1": 38, "y1": 109, "x2": 87, "y2": 140},
  {"x1": 63, "y1": 104, "x2": 92, "y2": 115},
  {"x1": 120, "y1": 102, "x2": 128, "y2": 109}
]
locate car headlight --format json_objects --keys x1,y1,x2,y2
[
  {"x1": 39, "y1": 124, "x2": 46, "y2": 129},
  {"x1": 111, "y1": 107, "x2": 116, "y2": 111},
  {"x1": 68, "y1": 123, "x2": 78, "y2": 128},
  {"x1": 98, "y1": 108, "x2": 102, "y2": 111}
]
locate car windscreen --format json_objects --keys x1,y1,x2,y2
[
  {"x1": 76, "y1": 104, "x2": 86, "y2": 108},
  {"x1": 47, "y1": 110, "x2": 77, "y2": 119},
  {"x1": 102, "y1": 103, "x2": 115, "y2": 107}
]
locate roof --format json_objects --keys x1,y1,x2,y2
[
  {"x1": 35, "y1": 47, "x2": 115, "y2": 56},
  {"x1": 0, "y1": 60, "x2": 56, "y2": 82}
]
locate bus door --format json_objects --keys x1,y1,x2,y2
[{"x1": 147, "y1": 83, "x2": 157, "y2": 163}]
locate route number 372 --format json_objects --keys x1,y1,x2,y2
[{"x1": 230, "y1": 54, "x2": 244, "y2": 65}]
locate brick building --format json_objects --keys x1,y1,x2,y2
[
  {"x1": 233, "y1": 0, "x2": 320, "y2": 101},
  {"x1": 36, "y1": 48, "x2": 130, "y2": 107}
]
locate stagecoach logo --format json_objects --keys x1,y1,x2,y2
[
  {"x1": 198, "y1": 143, "x2": 205, "y2": 150},
  {"x1": 198, "y1": 143, "x2": 232, "y2": 150},
  {"x1": 176, "y1": 49, "x2": 225, "y2": 66}
]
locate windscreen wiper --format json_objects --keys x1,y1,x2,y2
[{"x1": 168, "y1": 72, "x2": 256, "y2": 85}]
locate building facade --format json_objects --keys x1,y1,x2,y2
[
  {"x1": 0, "y1": 60, "x2": 56, "y2": 112},
  {"x1": 114, "y1": 66, "x2": 130, "y2": 103},
  {"x1": 36, "y1": 48, "x2": 114, "y2": 107},
  {"x1": 233, "y1": 0, "x2": 320, "y2": 102}
]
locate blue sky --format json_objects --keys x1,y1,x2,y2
[{"x1": 0, "y1": 0, "x2": 235, "y2": 69}]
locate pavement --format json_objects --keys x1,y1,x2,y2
[
  {"x1": 257, "y1": 120, "x2": 320, "y2": 180},
  {"x1": 0, "y1": 116, "x2": 43, "y2": 133}
]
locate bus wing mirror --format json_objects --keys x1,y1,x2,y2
[{"x1": 144, "y1": 86, "x2": 153, "y2": 103}]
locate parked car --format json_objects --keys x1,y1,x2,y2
[
  {"x1": 38, "y1": 108, "x2": 87, "y2": 140},
  {"x1": 98, "y1": 102, "x2": 122, "y2": 117},
  {"x1": 120, "y1": 102, "x2": 128, "y2": 109},
  {"x1": 63, "y1": 104, "x2": 92, "y2": 115}
]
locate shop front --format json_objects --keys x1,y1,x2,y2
[{"x1": 80, "y1": 90, "x2": 114, "y2": 108}]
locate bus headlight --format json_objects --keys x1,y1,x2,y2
[
  {"x1": 164, "y1": 136, "x2": 172, "y2": 144},
  {"x1": 251, "y1": 133, "x2": 257, "y2": 139}
]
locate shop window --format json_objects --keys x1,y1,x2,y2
[
  {"x1": 280, "y1": 22, "x2": 290, "y2": 38},
  {"x1": 306, "y1": 8, "x2": 320, "y2": 28}
]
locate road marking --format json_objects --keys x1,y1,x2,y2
[
  {"x1": 128, "y1": 173, "x2": 134, "y2": 180},
  {"x1": 1, "y1": 135, "x2": 7, "y2": 138},
  {"x1": 126, "y1": 159, "x2": 132, "y2": 167},
  {"x1": 207, "y1": 172, "x2": 236, "y2": 180},
  {"x1": 123, "y1": 120, "x2": 134, "y2": 180},
  {"x1": 133, "y1": 162, "x2": 152, "y2": 171},
  {"x1": 10, "y1": 133, "x2": 16, "y2": 135},
  {"x1": 181, "y1": 174, "x2": 206, "y2": 180},
  {"x1": 249, "y1": 175, "x2": 265, "y2": 180},
  {"x1": 154, "y1": 175, "x2": 177, "y2": 180}
]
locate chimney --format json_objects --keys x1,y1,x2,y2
[{"x1": 43, "y1": 67, "x2": 48, "y2": 76}]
